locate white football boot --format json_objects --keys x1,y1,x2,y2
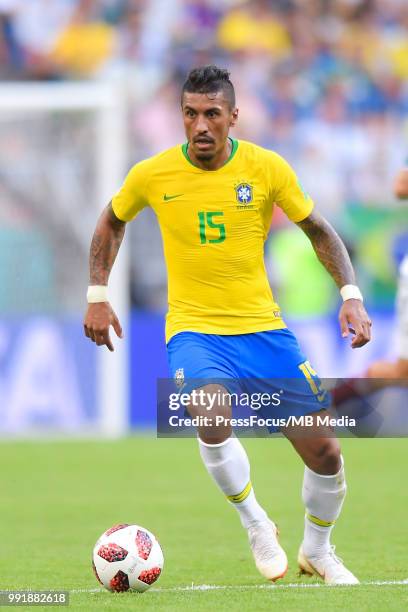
[
  {"x1": 248, "y1": 519, "x2": 288, "y2": 581},
  {"x1": 298, "y1": 544, "x2": 359, "y2": 585}
]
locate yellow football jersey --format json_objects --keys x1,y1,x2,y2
[{"x1": 112, "y1": 139, "x2": 314, "y2": 343}]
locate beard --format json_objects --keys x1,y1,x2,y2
[{"x1": 195, "y1": 150, "x2": 215, "y2": 161}]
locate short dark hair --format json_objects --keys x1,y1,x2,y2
[{"x1": 182, "y1": 65, "x2": 236, "y2": 108}]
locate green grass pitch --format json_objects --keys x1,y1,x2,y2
[{"x1": 1, "y1": 437, "x2": 407, "y2": 611}]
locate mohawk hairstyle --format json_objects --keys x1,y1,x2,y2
[{"x1": 182, "y1": 65, "x2": 236, "y2": 108}]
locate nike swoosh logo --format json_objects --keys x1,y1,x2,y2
[{"x1": 163, "y1": 193, "x2": 184, "y2": 201}]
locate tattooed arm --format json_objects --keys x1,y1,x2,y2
[
  {"x1": 297, "y1": 210, "x2": 371, "y2": 348},
  {"x1": 296, "y1": 210, "x2": 355, "y2": 288},
  {"x1": 83, "y1": 203, "x2": 126, "y2": 351}
]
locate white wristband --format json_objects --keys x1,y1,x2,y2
[
  {"x1": 87, "y1": 285, "x2": 108, "y2": 303},
  {"x1": 340, "y1": 284, "x2": 363, "y2": 302}
]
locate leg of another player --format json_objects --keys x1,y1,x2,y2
[
  {"x1": 192, "y1": 384, "x2": 287, "y2": 581},
  {"x1": 366, "y1": 357, "x2": 408, "y2": 381},
  {"x1": 283, "y1": 414, "x2": 359, "y2": 584},
  {"x1": 366, "y1": 256, "x2": 408, "y2": 383}
]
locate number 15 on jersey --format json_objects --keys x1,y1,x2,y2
[{"x1": 198, "y1": 211, "x2": 226, "y2": 244}]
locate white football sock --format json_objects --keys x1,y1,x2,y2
[
  {"x1": 199, "y1": 437, "x2": 268, "y2": 528},
  {"x1": 302, "y1": 456, "x2": 347, "y2": 558}
]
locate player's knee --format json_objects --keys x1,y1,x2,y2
[
  {"x1": 198, "y1": 429, "x2": 231, "y2": 445},
  {"x1": 311, "y1": 439, "x2": 342, "y2": 475}
]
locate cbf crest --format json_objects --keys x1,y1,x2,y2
[
  {"x1": 235, "y1": 183, "x2": 253, "y2": 205},
  {"x1": 174, "y1": 368, "x2": 185, "y2": 389}
]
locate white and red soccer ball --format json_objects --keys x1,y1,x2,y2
[{"x1": 92, "y1": 523, "x2": 164, "y2": 592}]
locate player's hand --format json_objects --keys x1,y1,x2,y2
[
  {"x1": 83, "y1": 302, "x2": 123, "y2": 352},
  {"x1": 339, "y1": 299, "x2": 372, "y2": 349}
]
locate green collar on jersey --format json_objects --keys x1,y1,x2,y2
[{"x1": 181, "y1": 137, "x2": 239, "y2": 169}]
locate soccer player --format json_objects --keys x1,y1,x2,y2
[
  {"x1": 331, "y1": 164, "x2": 408, "y2": 410},
  {"x1": 366, "y1": 164, "x2": 408, "y2": 380},
  {"x1": 84, "y1": 66, "x2": 371, "y2": 585}
]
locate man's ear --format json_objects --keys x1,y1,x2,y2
[{"x1": 230, "y1": 107, "x2": 239, "y2": 127}]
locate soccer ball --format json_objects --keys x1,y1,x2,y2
[{"x1": 92, "y1": 523, "x2": 164, "y2": 592}]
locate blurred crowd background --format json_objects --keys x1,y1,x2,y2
[
  {"x1": 0, "y1": 0, "x2": 407, "y2": 431},
  {"x1": 1, "y1": 0, "x2": 408, "y2": 314}
]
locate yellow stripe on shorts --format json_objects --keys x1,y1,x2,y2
[
  {"x1": 227, "y1": 481, "x2": 252, "y2": 504},
  {"x1": 306, "y1": 512, "x2": 336, "y2": 527}
]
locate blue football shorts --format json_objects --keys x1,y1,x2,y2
[{"x1": 167, "y1": 329, "x2": 330, "y2": 430}]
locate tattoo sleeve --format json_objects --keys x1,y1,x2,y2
[
  {"x1": 296, "y1": 210, "x2": 355, "y2": 288},
  {"x1": 89, "y1": 202, "x2": 126, "y2": 285}
]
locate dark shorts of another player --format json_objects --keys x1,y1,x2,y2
[{"x1": 167, "y1": 329, "x2": 330, "y2": 433}]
